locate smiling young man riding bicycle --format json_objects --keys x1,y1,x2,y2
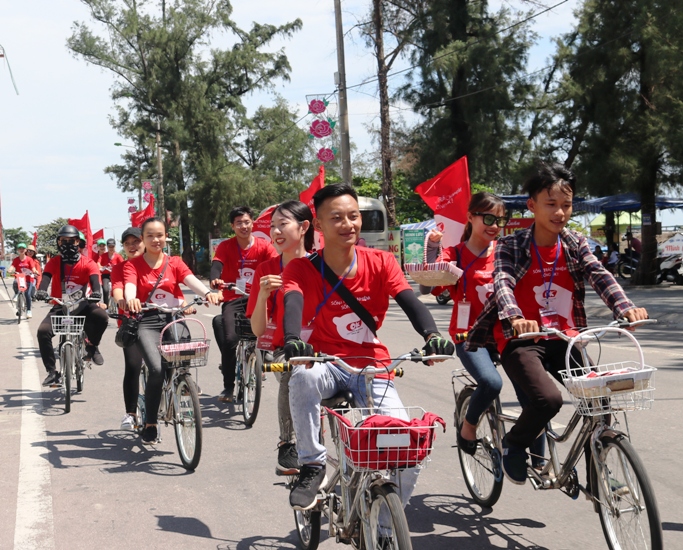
[
  {"x1": 466, "y1": 160, "x2": 648, "y2": 485},
  {"x1": 281, "y1": 183, "x2": 455, "y2": 511}
]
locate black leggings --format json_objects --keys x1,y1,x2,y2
[
  {"x1": 122, "y1": 344, "x2": 143, "y2": 414},
  {"x1": 213, "y1": 297, "x2": 248, "y2": 391},
  {"x1": 102, "y1": 276, "x2": 111, "y2": 305}
]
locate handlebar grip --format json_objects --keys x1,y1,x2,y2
[
  {"x1": 393, "y1": 367, "x2": 404, "y2": 378},
  {"x1": 263, "y1": 362, "x2": 292, "y2": 373}
]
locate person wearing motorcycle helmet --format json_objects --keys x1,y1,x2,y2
[{"x1": 34, "y1": 224, "x2": 109, "y2": 386}]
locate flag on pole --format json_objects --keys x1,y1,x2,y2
[
  {"x1": 31, "y1": 232, "x2": 38, "y2": 247},
  {"x1": 415, "y1": 156, "x2": 471, "y2": 249},
  {"x1": 92, "y1": 228, "x2": 104, "y2": 259},
  {"x1": 68, "y1": 211, "x2": 93, "y2": 259},
  {"x1": 130, "y1": 196, "x2": 155, "y2": 228},
  {"x1": 300, "y1": 165, "x2": 325, "y2": 250},
  {"x1": 252, "y1": 205, "x2": 277, "y2": 242}
]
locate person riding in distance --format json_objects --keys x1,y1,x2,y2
[
  {"x1": 98, "y1": 237, "x2": 124, "y2": 309},
  {"x1": 35, "y1": 225, "x2": 109, "y2": 385},
  {"x1": 26, "y1": 244, "x2": 42, "y2": 295},
  {"x1": 210, "y1": 206, "x2": 278, "y2": 402},
  {"x1": 9, "y1": 242, "x2": 40, "y2": 319},
  {"x1": 466, "y1": 160, "x2": 648, "y2": 485},
  {"x1": 124, "y1": 217, "x2": 220, "y2": 444},
  {"x1": 245, "y1": 200, "x2": 314, "y2": 476},
  {"x1": 281, "y1": 183, "x2": 455, "y2": 511}
]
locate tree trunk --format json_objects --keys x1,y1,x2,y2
[
  {"x1": 373, "y1": 0, "x2": 396, "y2": 227},
  {"x1": 449, "y1": 0, "x2": 472, "y2": 169},
  {"x1": 173, "y1": 140, "x2": 196, "y2": 272}
]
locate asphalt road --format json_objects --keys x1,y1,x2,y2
[{"x1": 1, "y1": 281, "x2": 681, "y2": 550}]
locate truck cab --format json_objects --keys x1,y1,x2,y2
[{"x1": 358, "y1": 196, "x2": 389, "y2": 251}]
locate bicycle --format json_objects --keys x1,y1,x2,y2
[
  {"x1": 124, "y1": 298, "x2": 209, "y2": 470},
  {"x1": 50, "y1": 293, "x2": 92, "y2": 413},
  {"x1": 265, "y1": 350, "x2": 452, "y2": 550},
  {"x1": 452, "y1": 319, "x2": 662, "y2": 550},
  {"x1": 100, "y1": 265, "x2": 117, "y2": 312},
  {"x1": 14, "y1": 272, "x2": 30, "y2": 323},
  {"x1": 223, "y1": 282, "x2": 263, "y2": 426}
]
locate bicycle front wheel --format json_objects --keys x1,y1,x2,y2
[
  {"x1": 61, "y1": 344, "x2": 73, "y2": 413},
  {"x1": 362, "y1": 484, "x2": 412, "y2": 550},
  {"x1": 16, "y1": 292, "x2": 24, "y2": 324},
  {"x1": 76, "y1": 341, "x2": 85, "y2": 392},
  {"x1": 456, "y1": 386, "x2": 503, "y2": 508},
  {"x1": 293, "y1": 509, "x2": 321, "y2": 550},
  {"x1": 592, "y1": 432, "x2": 662, "y2": 550},
  {"x1": 173, "y1": 373, "x2": 203, "y2": 470},
  {"x1": 242, "y1": 348, "x2": 262, "y2": 426}
]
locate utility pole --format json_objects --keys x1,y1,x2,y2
[
  {"x1": 334, "y1": 0, "x2": 352, "y2": 185},
  {"x1": 156, "y1": 120, "x2": 165, "y2": 221}
]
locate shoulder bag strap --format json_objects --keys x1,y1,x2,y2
[
  {"x1": 309, "y1": 253, "x2": 377, "y2": 336},
  {"x1": 145, "y1": 256, "x2": 170, "y2": 306}
]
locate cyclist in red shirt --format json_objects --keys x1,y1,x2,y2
[
  {"x1": 124, "y1": 217, "x2": 219, "y2": 444},
  {"x1": 210, "y1": 206, "x2": 278, "y2": 402},
  {"x1": 9, "y1": 242, "x2": 40, "y2": 318},
  {"x1": 26, "y1": 244, "x2": 42, "y2": 292},
  {"x1": 35, "y1": 225, "x2": 109, "y2": 386},
  {"x1": 281, "y1": 183, "x2": 454, "y2": 511},
  {"x1": 246, "y1": 200, "x2": 313, "y2": 475},
  {"x1": 99, "y1": 238, "x2": 124, "y2": 309}
]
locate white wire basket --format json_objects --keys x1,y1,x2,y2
[
  {"x1": 326, "y1": 406, "x2": 445, "y2": 472},
  {"x1": 51, "y1": 316, "x2": 85, "y2": 336},
  {"x1": 158, "y1": 318, "x2": 210, "y2": 367},
  {"x1": 559, "y1": 327, "x2": 656, "y2": 416}
]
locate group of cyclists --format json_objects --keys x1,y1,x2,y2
[{"x1": 12, "y1": 159, "x2": 650, "y2": 533}]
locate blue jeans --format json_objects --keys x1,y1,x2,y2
[
  {"x1": 13, "y1": 280, "x2": 33, "y2": 312},
  {"x1": 455, "y1": 343, "x2": 503, "y2": 426}
]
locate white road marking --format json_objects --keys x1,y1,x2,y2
[{"x1": 0, "y1": 287, "x2": 56, "y2": 549}]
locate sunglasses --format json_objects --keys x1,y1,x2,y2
[{"x1": 473, "y1": 212, "x2": 509, "y2": 228}]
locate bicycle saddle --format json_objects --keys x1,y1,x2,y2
[{"x1": 321, "y1": 391, "x2": 354, "y2": 410}]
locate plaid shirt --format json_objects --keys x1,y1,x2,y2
[{"x1": 465, "y1": 225, "x2": 636, "y2": 350}]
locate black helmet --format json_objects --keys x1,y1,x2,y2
[{"x1": 57, "y1": 225, "x2": 80, "y2": 240}]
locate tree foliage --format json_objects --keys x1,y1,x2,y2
[
  {"x1": 4, "y1": 228, "x2": 32, "y2": 255},
  {"x1": 34, "y1": 218, "x2": 69, "y2": 257}
]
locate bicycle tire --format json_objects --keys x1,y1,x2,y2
[
  {"x1": 293, "y1": 509, "x2": 321, "y2": 550},
  {"x1": 75, "y1": 340, "x2": 85, "y2": 392},
  {"x1": 242, "y1": 347, "x2": 262, "y2": 426},
  {"x1": 16, "y1": 292, "x2": 24, "y2": 324},
  {"x1": 591, "y1": 433, "x2": 662, "y2": 550},
  {"x1": 62, "y1": 344, "x2": 73, "y2": 414},
  {"x1": 173, "y1": 373, "x2": 203, "y2": 470},
  {"x1": 456, "y1": 386, "x2": 504, "y2": 508},
  {"x1": 362, "y1": 484, "x2": 412, "y2": 550},
  {"x1": 618, "y1": 261, "x2": 633, "y2": 279}
]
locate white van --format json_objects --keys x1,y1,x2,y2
[{"x1": 358, "y1": 196, "x2": 389, "y2": 251}]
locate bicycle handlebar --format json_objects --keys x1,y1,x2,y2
[
  {"x1": 517, "y1": 318, "x2": 657, "y2": 341},
  {"x1": 221, "y1": 282, "x2": 249, "y2": 297},
  {"x1": 138, "y1": 296, "x2": 207, "y2": 314}
]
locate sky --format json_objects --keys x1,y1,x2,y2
[{"x1": 2, "y1": 0, "x2": 676, "y2": 240}]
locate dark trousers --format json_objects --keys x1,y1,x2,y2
[
  {"x1": 212, "y1": 297, "x2": 248, "y2": 391},
  {"x1": 122, "y1": 344, "x2": 144, "y2": 414},
  {"x1": 102, "y1": 275, "x2": 112, "y2": 306},
  {"x1": 501, "y1": 338, "x2": 584, "y2": 449},
  {"x1": 37, "y1": 303, "x2": 109, "y2": 372}
]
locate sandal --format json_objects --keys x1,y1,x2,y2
[{"x1": 457, "y1": 428, "x2": 479, "y2": 456}]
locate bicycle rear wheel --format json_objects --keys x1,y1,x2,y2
[
  {"x1": 592, "y1": 433, "x2": 662, "y2": 550},
  {"x1": 362, "y1": 484, "x2": 412, "y2": 550},
  {"x1": 16, "y1": 292, "x2": 24, "y2": 324},
  {"x1": 61, "y1": 344, "x2": 73, "y2": 414},
  {"x1": 456, "y1": 386, "x2": 503, "y2": 508},
  {"x1": 173, "y1": 373, "x2": 203, "y2": 470},
  {"x1": 76, "y1": 340, "x2": 85, "y2": 392},
  {"x1": 293, "y1": 509, "x2": 321, "y2": 550},
  {"x1": 242, "y1": 347, "x2": 262, "y2": 426}
]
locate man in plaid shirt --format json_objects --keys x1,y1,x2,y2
[{"x1": 466, "y1": 160, "x2": 648, "y2": 484}]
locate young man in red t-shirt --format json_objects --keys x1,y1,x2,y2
[
  {"x1": 467, "y1": 161, "x2": 648, "y2": 485},
  {"x1": 9, "y1": 242, "x2": 40, "y2": 318},
  {"x1": 98, "y1": 237, "x2": 124, "y2": 309},
  {"x1": 210, "y1": 206, "x2": 278, "y2": 401},
  {"x1": 35, "y1": 225, "x2": 109, "y2": 386},
  {"x1": 281, "y1": 184, "x2": 454, "y2": 511}
]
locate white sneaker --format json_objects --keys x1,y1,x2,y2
[
  {"x1": 26, "y1": 311, "x2": 32, "y2": 319},
  {"x1": 120, "y1": 414, "x2": 135, "y2": 430}
]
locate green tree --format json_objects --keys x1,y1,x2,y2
[
  {"x1": 4, "y1": 228, "x2": 32, "y2": 255},
  {"x1": 34, "y1": 218, "x2": 69, "y2": 257}
]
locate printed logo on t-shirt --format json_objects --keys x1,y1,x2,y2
[
  {"x1": 476, "y1": 282, "x2": 493, "y2": 306},
  {"x1": 240, "y1": 267, "x2": 255, "y2": 283},
  {"x1": 332, "y1": 312, "x2": 377, "y2": 345},
  {"x1": 65, "y1": 281, "x2": 84, "y2": 296},
  {"x1": 532, "y1": 284, "x2": 572, "y2": 319},
  {"x1": 150, "y1": 289, "x2": 182, "y2": 308}
]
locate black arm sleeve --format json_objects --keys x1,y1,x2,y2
[
  {"x1": 38, "y1": 273, "x2": 52, "y2": 292},
  {"x1": 89, "y1": 274, "x2": 102, "y2": 294},
  {"x1": 394, "y1": 289, "x2": 439, "y2": 340},
  {"x1": 283, "y1": 291, "x2": 304, "y2": 342},
  {"x1": 210, "y1": 260, "x2": 224, "y2": 281}
]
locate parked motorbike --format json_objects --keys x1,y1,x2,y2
[
  {"x1": 617, "y1": 251, "x2": 640, "y2": 279},
  {"x1": 436, "y1": 288, "x2": 451, "y2": 305},
  {"x1": 657, "y1": 254, "x2": 683, "y2": 285}
]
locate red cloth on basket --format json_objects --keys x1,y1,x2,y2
[{"x1": 326, "y1": 409, "x2": 446, "y2": 470}]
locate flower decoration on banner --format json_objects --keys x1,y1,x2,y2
[
  {"x1": 143, "y1": 192, "x2": 154, "y2": 203},
  {"x1": 142, "y1": 181, "x2": 152, "y2": 191},
  {"x1": 308, "y1": 98, "x2": 328, "y2": 114},
  {"x1": 127, "y1": 198, "x2": 135, "y2": 205},
  {"x1": 128, "y1": 206, "x2": 137, "y2": 213},
  {"x1": 317, "y1": 147, "x2": 337, "y2": 163},
  {"x1": 309, "y1": 119, "x2": 335, "y2": 139}
]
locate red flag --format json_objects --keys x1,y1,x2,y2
[
  {"x1": 31, "y1": 232, "x2": 38, "y2": 247},
  {"x1": 252, "y1": 205, "x2": 277, "y2": 243},
  {"x1": 299, "y1": 165, "x2": 325, "y2": 215},
  {"x1": 92, "y1": 228, "x2": 104, "y2": 258},
  {"x1": 68, "y1": 211, "x2": 93, "y2": 259},
  {"x1": 130, "y1": 196, "x2": 156, "y2": 228},
  {"x1": 415, "y1": 156, "x2": 471, "y2": 249}
]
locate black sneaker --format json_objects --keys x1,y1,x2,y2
[
  {"x1": 217, "y1": 388, "x2": 234, "y2": 403},
  {"x1": 276, "y1": 442, "x2": 300, "y2": 476},
  {"x1": 42, "y1": 370, "x2": 61, "y2": 387},
  {"x1": 502, "y1": 436, "x2": 528, "y2": 485},
  {"x1": 85, "y1": 344, "x2": 104, "y2": 366},
  {"x1": 141, "y1": 425, "x2": 158, "y2": 444},
  {"x1": 289, "y1": 464, "x2": 327, "y2": 510}
]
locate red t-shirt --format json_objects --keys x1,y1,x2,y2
[
  {"x1": 43, "y1": 255, "x2": 100, "y2": 299},
  {"x1": 495, "y1": 240, "x2": 575, "y2": 353},
  {"x1": 99, "y1": 251, "x2": 124, "y2": 271},
  {"x1": 12, "y1": 256, "x2": 38, "y2": 282},
  {"x1": 123, "y1": 254, "x2": 193, "y2": 307},
  {"x1": 214, "y1": 237, "x2": 278, "y2": 302},
  {"x1": 110, "y1": 261, "x2": 125, "y2": 291},
  {"x1": 246, "y1": 256, "x2": 285, "y2": 347},
  {"x1": 282, "y1": 247, "x2": 411, "y2": 370}
]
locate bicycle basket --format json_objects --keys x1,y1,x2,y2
[
  {"x1": 559, "y1": 327, "x2": 656, "y2": 416},
  {"x1": 51, "y1": 316, "x2": 86, "y2": 336},
  {"x1": 234, "y1": 312, "x2": 256, "y2": 340},
  {"x1": 326, "y1": 407, "x2": 446, "y2": 472},
  {"x1": 158, "y1": 318, "x2": 210, "y2": 367}
]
